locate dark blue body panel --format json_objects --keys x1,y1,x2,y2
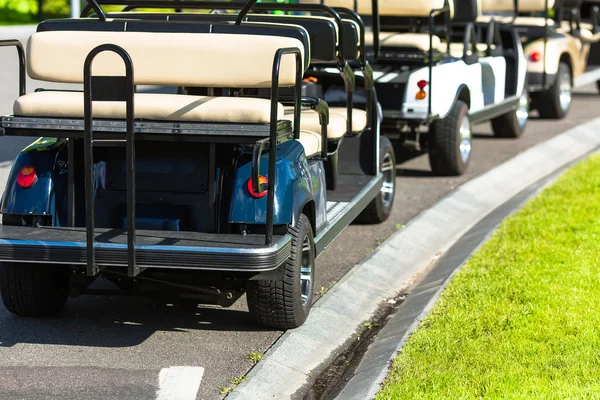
[
  {"x1": 1, "y1": 138, "x2": 65, "y2": 220},
  {"x1": 2, "y1": 137, "x2": 324, "y2": 232},
  {"x1": 229, "y1": 140, "x2": 324, "y2": 228}
]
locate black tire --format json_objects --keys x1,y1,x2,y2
[
  {"x1": 356, "y1": 136, "x2": 396, "y2": 224},
  {"x1": 428, "y1": 100, "x2": 471, "y2": 176},
  {"x1": 491, "y1": 89, "x2": 529, "y2": 138},
  {"x1": 537, "y1": 62, "x2": 572, "y2": 119},
  {"x1": 247, "y1": 214, "x2": 315, "y2": 329},
  {"x1": 596, "y1": 80, "x2": 600, "y2": 94},
  {"x1": 0, "y1": 263, "x2": 68, "y2": 317}
]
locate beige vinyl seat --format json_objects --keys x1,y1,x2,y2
[
  {"x1": 365, "y1": 31, "x2": 443, "y2": 52},
  {"x1": 284, "y1": 107, "x2": 368, "y2": 139},
  {"x1": 15, "y1": 91, "x2": 285, "y2": 124},
  {"x1": 16, "y1": 29, "x2": 325, "y2": 158}
]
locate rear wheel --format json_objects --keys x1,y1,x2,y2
[
  {"x1": 356, "y1": 136, "x2": 396, "y2": 224},
  {"x1": 491, "y1": 89, "x2": 529, "y2": 138},
  {"x1": 0, "y1": 263, "x2": 68, "y2": 317},
  {"x1": 247, "y1": 214, "x2": 315, "y2": 329},
  {"x1": 428, "y1": 100, "x2": 471, "y2": 176},
  {"x1": 537, "y1": 62, "x2": 572, "y2": 119}
]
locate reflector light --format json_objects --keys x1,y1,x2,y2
[
  {"x1": 247, "y1": 175, "x2": 269, "y2": 198},
  {"x1": 415, "y1": 90, "x2": 427, "y2": 100},
  {"x1": 529, "y1": 51, "x2": 542, "y2": 62},
  {"x1": 17, "y1": 166, "x2": 37, "y2": 188},
  {"x1": 417, "y1": 80, "x2": 428, "y2": 89}
]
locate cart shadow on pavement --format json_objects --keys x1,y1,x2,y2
[{"x1": 0, "y1": 294, "x2": 268, "y2": 348}]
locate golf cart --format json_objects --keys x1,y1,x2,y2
[
  {"x1": 0, "y1": 0, "x2": 394, "y2": 329},
  {"x1": 502, "y1": 0, "x2": 600, "y2": 118},
  {"x1": 312, "y1": 0, "x2": 529, "y2": 176}
]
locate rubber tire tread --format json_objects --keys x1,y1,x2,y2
[
  {"x1": 428, "y1": 100, "x2": 470, "y2": 176},
  {"x1": 246, "y1": 214, "x2": 315, "y2": 329},
  {"x1": 0, "y1": 263, "x2": 68, "y2": 317},
  {"x1": 491, "y1": 91, "x2": 528, "y2": 138},
  {"x1": 537, "y1": 63, "x2": 571, "y2": 120},
  {"x1": 355, "y1": 136, "x2": 396, "y2": 224}
]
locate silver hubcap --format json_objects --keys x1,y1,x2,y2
[
  {"x1": 559, "y1": 72, "x2": 572, "y2": 112},
  {"x1": 459, "y1": 116, "x2": 472, "y2": 164},
  {"x1": 300, "y1": 236, "x2": 313, "y2": 306},
  {"x1": 516, "y1": 91, "x2": 529, "y2": 128},
  {"x1": 380, "y1": 152, "x2": 395, "y2": 208}
]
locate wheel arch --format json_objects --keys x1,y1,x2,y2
[
  {"x1": 559, "y1": 52, "x2": 574, "y2": 83},
  {"x1": 299, "y1": 199, "x2": 316, "y2": 235},
  {"x1": 440, "y1": 84, "x2": 470, "y2": 119}
]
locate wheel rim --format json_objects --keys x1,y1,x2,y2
[
  {"x1": 380, "y1": 152, "x2": 395, "y2": 209},
  {"x1": 459, "y1": 115, "x2": 472, "y2": 164},
  {"x1": 559, "y1": 72, "x2": 572, "y2": 112},
  {"x1": 300, "y1": 235, "x2": 313, "y2": 307},
  {"x1": 516, "y1": 91, "x2": 529, "y2": 128}
]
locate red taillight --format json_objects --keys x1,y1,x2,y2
[
  {"x1": 247, "y1": 175, "x2": 268, "y2": 198},
  {"x1": 529, "y1": 51, "x2": 541, "y2": 62},
  {"x1": 417, "y1": 80, "x2": 428, "y2": 89},
  {"x1": 17, "y1": 166, "x2": 37, "y2": 188}
]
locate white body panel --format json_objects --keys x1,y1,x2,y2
[
  {"x1": 403, "y1": 61, "x2": 483, "y2": 118},
  {"x1": 401, "y1": 45, "x2": 527, "y2": 120}
]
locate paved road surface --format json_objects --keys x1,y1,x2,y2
[{"x1": 0, "y1": 25, "x2": 599, "y2": 400}]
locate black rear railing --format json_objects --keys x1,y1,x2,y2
[
  {"x1": 0, "y1": 40, "x2": 26, "y2": 98},
  {"x1": 79, "y1": 43, "x2": 301, "y2": 270},
  {"x1": 82, "y1": 44, "x2": 136, "y2": 276}
]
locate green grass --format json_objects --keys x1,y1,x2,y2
[
  {"x1": 0, "y1": 21, "x2": 35, "y2": 25},
  {"x1": 377, "y1": 154, "x2": 600, "y2": 399}
]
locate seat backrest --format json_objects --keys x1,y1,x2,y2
[
  {"x1": 301, "y1": 0, "x2": 455, "y2": 18},
  {"x1": 519, "y1": 0, "x2": 557, "y2": 12},
  {"x1": 103, "y1": 12, "x2": 360, "y2": 63},
  {"x1": 453, "y1": 0, "x2": 480, "y2": 23},
  {"x1": 30, "y1": 19, "x2": 308, "y2": 88},
  {"x1": 480, "y1": 0, "x2": 515, "y2": 13}
]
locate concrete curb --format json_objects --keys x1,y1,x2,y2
[
  {"x1": 334, "y1": 165, "x2": 568, "y2": 400},
  {"x1": 228, "y1": 117, "x2": 600, "y2": 400}
]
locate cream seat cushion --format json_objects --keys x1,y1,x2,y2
[
  {"x1": 365, "y1": 32, "x2": 442, "y2": 51},
  {"x1": 329, "y1": 107, "x2": 368, "y2": 133},
  {"x1": 519, "y1": 0, "x2": 556, "y2": 12},
  {"x1": 297, "y1": 130, "x2": 322, "y2": 157},
  {"x1": 580, "y1": 28, "x2": 600, "y2": 43},
  {"x1": 300, "y1": 0, "x2": 453, "y2": 18},
  {"x1": 285, "y1": 107, "x2": 368, "y2": 138},
  {"x1": 14, "y1": 91, "x2": 285, "y2": 124}
]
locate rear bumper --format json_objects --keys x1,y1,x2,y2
[{"x1": 0, "y1": 225, "x2": 291, "y2": 274}]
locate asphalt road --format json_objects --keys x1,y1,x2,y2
[{"x1": 0, "y1": 25, "x2": 599, "y2": 400}]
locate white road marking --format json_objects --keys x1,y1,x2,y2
[{"x1": 156, "y1": 366, "x2": 205, "y2": 400}]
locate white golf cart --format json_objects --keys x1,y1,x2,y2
[{"x1": 314, "y1": 0, "x2": 529, "y2": 176}]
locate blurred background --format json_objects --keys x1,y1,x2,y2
[
  {"x1": 0, "y1": 0, "x2": 69, "y2": 23},
  {"x1": 0, "y1": 0, "x2": 294, "y2": 24}
]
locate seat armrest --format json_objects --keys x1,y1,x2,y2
[{"x1": 302, "y1": 97, "x2": 329, "y2": 159}]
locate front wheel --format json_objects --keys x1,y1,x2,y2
[
  {"x1": 356, "y1": 136, "x2": 396, "y2": 224},
  {"x1": 428, "y1": 100, "x2": 471, "y2": 176},
  {"x1": 491, "y1": 89, "x2": 529, "y2": 138},
  {"x1": 0, "y1": 263, "x2": 69, "y2": 317},
  {"x1": 247, "y1": 214, "x2": 315, "y2": 329}
]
